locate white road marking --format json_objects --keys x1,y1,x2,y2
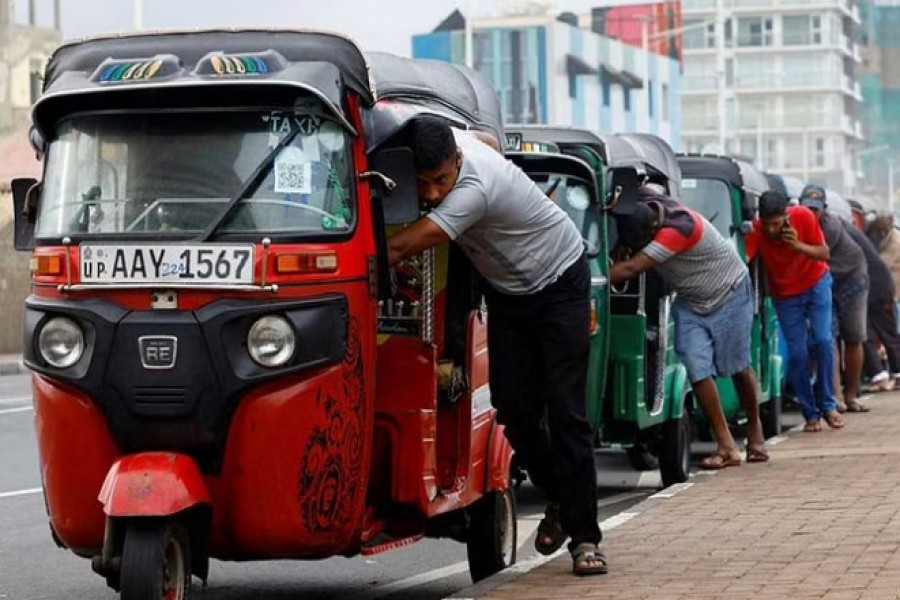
[
  {"x1": 0, "y1": 396, "x2": 31, "y2": 406},
  {"x1": 0, "y1": 406, "x2": 33, "y2": 416},
  {"x1": 0, "y1": 487, "x2": 41, "y2": 500},
  {"x1": 650, "y1": 482, "x2": 693, "y2": 499}
]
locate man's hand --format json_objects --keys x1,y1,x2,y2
[
  {"x1": 609, "y1": 252, "x2": 657, "y2": 286},
  {"x1": 780, "y1": 225, "x2": 799, "y2": 248}
]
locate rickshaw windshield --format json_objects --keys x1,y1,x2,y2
[
  {"x1": 36, "y1": 108, "x2": 355, "y2": 240},
  {"x1": 680, "y1": 178, "x2": 733, "y2": 240},
  {"x1": 531, "y1": 173, "x2": 601, "y2": 256}
]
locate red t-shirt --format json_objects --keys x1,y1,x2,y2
[{"x1": 745, "y1": 206, "x2": 829, "y2": 299}]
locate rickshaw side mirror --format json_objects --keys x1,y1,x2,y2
[
  {"x1": 11, "y1": 177, "x2": 39, "y2": 251},
  {"x1": 368, "y1": 148, "x2": 420, "y2": 226}
]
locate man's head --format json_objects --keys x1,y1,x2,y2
[
  {"x1": 614, "y1": 200, "x2": 663, "y2": 252},
  {"x1": 408, "y1": 115, "x2": 462, "y2": 207},
  {"x1": 758, "y1": 190, "x2": 790, "y2": 239},
  {"x1": 799, "y1": 184, "x2": 827, "y2": 221}
]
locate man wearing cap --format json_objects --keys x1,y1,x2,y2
[
  {"x1": 799, "y1": 185, "x2": 870, "y2": 413},
  {"x1": 610, "y1": 185, "x2": 769, "y2": 468},
  {"x1": 746, "y1": 191, "x2": 844, "y2": 432}
]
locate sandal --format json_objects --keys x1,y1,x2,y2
[
  {"x1": 803, "y1": 420, "x2": 822, "y2": 433},
  {"x1": 535, "y1": 503, "x2": 566, "y2": 556},
  {"x1": 698, "y1": 452, "x2": 742, "y2": 470},
  {"x1": 571, "y1": 542, "x2": 608, "y2": 576},
  {"x1": 824, "y1": 411, "x2": 845, "y2": 429},
  {"x1": 746, "y1": 446, "x2": 770, "y2": 463},
  {"x1": 845, "y1": 400, "x2": 871, "y2": 413}
]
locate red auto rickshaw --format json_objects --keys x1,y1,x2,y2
[{"x1": 11, "y1": 29, "x2": 516, "y2": 598}]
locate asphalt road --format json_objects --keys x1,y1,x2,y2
[{"x1": 0, "y1": 373, "x2": 803, "y2": 600}]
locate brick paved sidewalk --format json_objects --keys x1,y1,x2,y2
[{"x1": 455, "y1": 393, "x2": 900, "y2": 600}]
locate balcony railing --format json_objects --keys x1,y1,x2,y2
[{"x1": 684, "y1": 0, "x2": 851, "y2": 12}]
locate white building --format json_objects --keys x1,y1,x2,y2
[{"x1": 681, "y1": 0, "x2": 863, "y2": 194}]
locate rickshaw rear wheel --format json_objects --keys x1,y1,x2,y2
[
  {"x1": 466, "y1": 488, "x2": 517, "y2": 583},
  {"x1": 659, "y1": 409, "x2": 691, "y2": 488},
  {"x1": 120, "y1": 520, "x2": 192, "y2": 600},
  {"x1": 626, "y1": 442, "x2": 659, "y2": 471}
]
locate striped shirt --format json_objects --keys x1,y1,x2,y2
[{"x1": 643, "y1": 205, "x2": 749, "y2": 315}]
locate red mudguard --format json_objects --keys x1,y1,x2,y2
[{"x1": 98, "y1": 452, "x2": 210, "y2": 517}]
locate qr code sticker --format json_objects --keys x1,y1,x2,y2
[{"x1": 274, "y1": 158, "x2": 312, "y2": 194}]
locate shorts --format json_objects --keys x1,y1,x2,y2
[
  {"x1": 674, "y1": 274, "x2": 753, "y2": 384},
  {"x1": 832, "y1": 275, "x2": 868, "y2": 343}
]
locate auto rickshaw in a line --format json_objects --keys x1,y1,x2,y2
[
  {"x1": 11, "y1": 30, "x2": 518, "y2": 598},
  {"x1": 504, "y1": 126, "x2": 692, "y2": 488},
  {"x1": 677, "y1": 155, "x2": 785, "y2": 439}
]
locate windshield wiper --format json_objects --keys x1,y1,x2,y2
[{"x1": 200, "y1": 128, "x2": 302, "y2": 241}]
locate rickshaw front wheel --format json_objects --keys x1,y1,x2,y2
[
  {"x1": 466, "y1": 488, "x2": 517, "y2": 583},
  {"x1": 120, "y1": 520, "x2": 192, "y2": 600}
]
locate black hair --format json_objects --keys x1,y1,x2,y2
[
  {"x1": 615, "y1": 201, "x2": 661, "y2": 251},
  {"x1": 408, "y1": 115, "x2": 458, "y2": 172},
  {"x1": 759, "y1": 190, "x2": 788, "y2": 219}
]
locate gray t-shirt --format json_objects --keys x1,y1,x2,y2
[
  {"x1": 426, "y1": 129, "x2": 584, "y2": 295},
  {"x1": 819, "y1": 211, "x2": 866, "y2": 284}
]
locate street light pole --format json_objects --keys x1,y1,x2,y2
[
  {"x1": 642, "y1": 17, "x2": 650, "y2": 133},
  {"x1": 134, "y1": 0, "x2": 143, "y2": 31},
  {"x1": 715, "y1": 0, "x2": 727, "y2": 154}
]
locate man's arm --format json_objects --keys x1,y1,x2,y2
[
  {"x1": 388, "y1": 218, "x2": 451, "y2": 266},
  {"x1": 781, "y1": 228, "x2": 830, "y2": 261},
  {"x1": 610, "y1": 252, "x2": 658, "y2": 286}
]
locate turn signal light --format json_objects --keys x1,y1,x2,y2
[
  {"x1": 276, "y1": 252, "x2": 338, "y2": 274},
  {"x1": 32, "y1": 254, "x2": 63, "y2": 276}
]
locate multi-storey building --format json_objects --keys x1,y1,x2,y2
[
  {"x1": 681, "y1": 0, "x2": 864, "y2": 194},
  {"x1": 412, "y1": 8, "x2": 682, "y2": 149}
]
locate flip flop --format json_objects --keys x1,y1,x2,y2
[
  {"x1": 845, "y1": 400, "x2": 871, "y2": 413},
  {"x1": 824, "y1": 411, "x2": 845, "y2": 429},
  {"x1": 803, "y1": 420, "x2": 822, "y2": 433},
  {"x1": 534, "y1": 503, "x2": 566, "y2": 556},
  {"x1": 571, "y1": 542, "x2": 608, "y2": 576},
  {"x1": 746, "y1": 447, "x2": 770, "y2": 463},
  {"x1": 698, "y1": 453, "x2": 742, "y2": 470}
]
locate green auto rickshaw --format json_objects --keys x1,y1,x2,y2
[
  {"x1": 506, "y1": 126, "x2": 692, "y2": 487},
  {"x1": 677, "y1": 154, "x2": 785, "y2": 439}
]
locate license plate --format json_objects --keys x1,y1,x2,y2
[{"x1": 80, "y1": 244, "x2": 255, "y2": 285}]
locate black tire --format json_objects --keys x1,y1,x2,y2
[
  {"x1": 626, "y1": 443, "x2": 659, "y2": 471},
  {"x1": 761, "y1": 395, "x2": 782, "y2": 439},
  {"x1": 659, "y1": 410, "x2": 691, "y2": 488},
  {"x1": 467, "y1": 489, "x2": 517, "y2": 583},
  {"x1": 120, "y1": 520, "x2": 192, "y2": 600}
]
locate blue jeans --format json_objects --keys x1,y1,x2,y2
[{"x1": 774, "y1": 272, "x2": 836, "y2": 421}]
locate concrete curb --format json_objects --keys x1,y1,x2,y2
[
  {"x1": 441, "y1": 482, "x2": 697, "y2": 600},
  {"x1": 0, "y1": 356, "x2": 26, "y2": 376}
]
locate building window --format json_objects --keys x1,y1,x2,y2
[
  {"x1": 29, "y1": 58, "x2": 42, "y2": 105},
  {"x1": 624, "y1": 88, "x2": 631, "y2": 112},
  {"x1": 737, "y1": 17, "x2": 773, "y2": 47},
  {"x1": 684, "y1": 19, "x2": 716, "y2": 49},
  {"x1": 765, "y1": 138, "x2": 778, "y2": 168},
  {"x1": 601, "y1": 73, "x2": 611, "y2": 107},
  {"x1": 648, "y1": 82, "x2": 655, "y2": 118},
  {"x1": 661, "y1": 84, "x2": 669, "y2": 121},
  {"x1": 473, "y1": 31, "x2": 493, "y2": 78},
  {"x1": 814, "y1": 137, "x2": 826, "y2": 167},
  {"x1": 783, "y1": 15, "x2": 823, "y2": 46}
]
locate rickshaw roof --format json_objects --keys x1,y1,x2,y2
[
  {"x1": 364, "y1": 52, "x2": 504, "y2": 151},
  {"x1": 505, "y1": 125, "x2": 605, "y2": 155},
  {"x1": 678, "y1": 154, "x2": 769, "y2": 196},
  {"x1": 504, "y1": 126, "x2": 679, "y2": 184},
  {"x1": 601, "y1": 133, "x2": 681, "y2": 188},
  {"x1": 35, "y1": 29, "x2": 375, "y2": 135}
]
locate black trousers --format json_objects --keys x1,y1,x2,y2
[
  {"x1": 863, "y1": 296, "x2": 900, "y2": 377},
  {"x1": 484, "y1": 254, "x2": 601, "y2": 549}
]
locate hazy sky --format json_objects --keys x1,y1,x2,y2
[{"x1": 16, "y1": 0, "x2": 647, "y2": 57}]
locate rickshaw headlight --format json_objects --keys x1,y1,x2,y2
[
  {"x1": 247, "y1": 316, "x2": 295, "y2": 368},
  {"x1": 38, "y1": 317, "x2": 84, "y2": 369}
]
